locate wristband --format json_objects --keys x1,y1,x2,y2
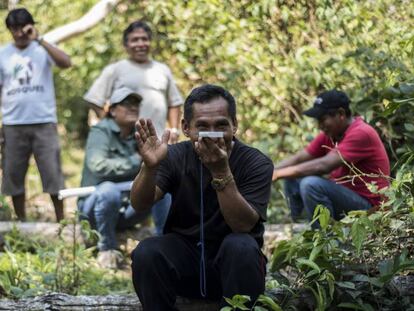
[{"x1": 169, "y1": 127, "x2": 180, "y2": 135}]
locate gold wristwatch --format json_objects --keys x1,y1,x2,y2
[{"x1": 211, "y1": 174, "x2": 234, "y2": 191}]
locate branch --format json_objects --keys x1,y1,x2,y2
[
  {"x1": 43, "y1": 0, "x2": 121, "y2": 44},
  {"x1": 8, "y1": 0, "x2": 20, "y2": 10}
]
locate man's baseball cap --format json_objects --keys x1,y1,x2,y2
[
  {"x1": 109, "y1": 87, "x2": 142, "y2": 106},
  {"x1": 303, "y1": 89, "x2": 350, "y2": 119},
  {"x1": 5, "y1": 8, "x2": 36, "y2": 28}
]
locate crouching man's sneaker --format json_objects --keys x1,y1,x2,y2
[{"x1": 97, "y1": 250, "x2": 124, "y2": 270}]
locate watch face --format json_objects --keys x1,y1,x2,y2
[
  {"x1": 211, "y1": 175, "x2": 233, "y2": 191},
  {"x1": 211, "y1": 179, "x2": 223, "y2": 190}
]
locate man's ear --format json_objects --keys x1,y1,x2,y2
[
  {"x1": 181, "y1": 119, "x2": 190, "y2": 137},
  {"x1": 232, "y1": 119, "x2": 238, "y2": 135},
  {"x1": 337, "y1": 108, "x2": 346, "y2": 119}
]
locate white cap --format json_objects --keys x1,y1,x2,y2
[{"x1": 109, "y1": 87, "x2": 142, "y2": 106}]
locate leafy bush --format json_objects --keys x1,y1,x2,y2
[
  {"x1": 0, "y1": 0, "x2": 411, "y2": 151},
  {"x1": 0, "y1": 218, "x2": 133, "y2": 299},
  {"x1": 267, "y1": 158, "x2": 414, "y2": 310}
]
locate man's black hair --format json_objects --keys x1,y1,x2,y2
[
  {"x1": 184, "y1": 84, "x2": 237, "y2": 124},
  {"x1": 123, "y1": 20, "x2": 152, "y2": 45},
  {"x1": 5, "y1": 8, "x2": 35, "y2": 28}
]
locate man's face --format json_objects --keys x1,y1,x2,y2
[
  {"x1": 9, "y1": 24, "x2": 31, "y2": 49},
  {"x1": 125, "y1": 28, "x2": 151, "y2": 63},
  {"x1": 111, "y1": 98, "x2": 140, "y2": 130},
  {"x1": 182, "y1": 97, "x2": 237, "y2": 153},
  {"x1": 317, "y1": 113, "x2": 344, "y2": 140}
]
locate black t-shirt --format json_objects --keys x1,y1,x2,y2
[{"x1": 156, "y1": 139, "x2": 273, "y2": 248}]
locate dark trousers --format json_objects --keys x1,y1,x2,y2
[{"x1": 131, "y1": 232, "x2": 266, "y2": 311}]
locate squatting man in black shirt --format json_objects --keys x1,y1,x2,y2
[{"x1": 130, "y1": 84, "x2": 273, "y2": 310}]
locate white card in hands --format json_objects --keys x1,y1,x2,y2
[{"x1": 198, "y1": 131, "x2": 224, "y2": 138}]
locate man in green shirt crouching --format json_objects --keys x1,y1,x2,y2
[{"x1": 78, "y1": 87, "x2": 170, "y2": 269}]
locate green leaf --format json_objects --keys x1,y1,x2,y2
[
  {"x1": 326, "y1": 272, "x2": 335, "y2": 299},
  {"x1": 318, "y1": 207, "x2": 330, "y2": 230},
  {"x1": 270, "y1": 240, "x2": 290, "y2": 272},
  {"x1": 312, "y1": 205, "x2": 330, "y2": 230},
  {"x1": 256, "y1": 295, "x2": 282, "y2": 311},
  {"x1": 309, "y1": 243, "x2": 324, "y2": 262},
  {"x1": 306, "y1": 269, "x2": 320, "y2": 278},
  {"x1": 397, "y1": 260, "x2": 414, "y2": 272},
  {"x1": 316, "y1": 282, "x2": 328, "y2": 311},
  {"x1": 400, "y1": 83, "x2": 414, "y2": 96},
  {"x1": 352, "y1": 274, "x2": 383, "y2": 287},
  {"x1": 378, "y1": 259, "x2": 394, "y2": 277},
  {"x1": 367, "y1": 277, "x2": 383, "y2": 288},
  {"x1": 351, "y1": 220, "x2": 367, "y2": 255},
  {"x1": 296, "y1": 258, "x2": 321, "y2": 273},
  {"x1": 336, "y1": 281, "x2": 356, "y2": 289},
  {"x1": 404, "y1": 123, "x2": 414, "y2": 132},
  {"x1": 352, "y1": 274, "x2": 370, "y2": 282},
  {"x1": 10, "y1": 286, "x2": 24, "y2": 297},
  {"x1": 224, "y1": 295, "x2": 250, "y2": 310}
]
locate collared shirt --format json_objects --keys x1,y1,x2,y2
[
  {"x1": 155, "y1": 139, "x2": 274, "y2": 247},
  {"x1": 80, "y1": 118, "x2": 141, "y2": 187}
]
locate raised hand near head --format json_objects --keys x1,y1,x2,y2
[
  {"x1": 195, "y1": 137, "x2": 231, "y2": 176},
  {"x1": 22, "y1": 24, "x2": 39, "y2": 41},
  {"x1": 135, "y1": 118, "x2": 170, "y2": 169}
]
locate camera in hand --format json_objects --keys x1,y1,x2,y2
[
  {"x1": 23, "y1": 26, "x2": 33, "y2": 36},
  {"x1": 198, "y1": 131, "x2": 224, "y2": 138}
]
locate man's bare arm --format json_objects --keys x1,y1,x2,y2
[
  {"x1": 274, "y1": 151, "x2": 342, "y2": 180},
  {"x1": 214, "y1": 169, "x2": 261, "y2": 233},
  {"x1": 23, "y1": 25, "x2": 71, "y2": 69},
  {"x1": 39, "y1": 39, "x2": 72, "y2": 68},
  {"x1": 167, "y1": 106, "x2": 182, "y2": 144},
  {"x1": 130, "y1": 164, "x2": 165, "y2": 212},
  {"x1": 196, "y1": 138, "x2": 262, "y2": 233},
  {"x1": 87, "y1": 102, "x2": 106, "y2": 119},
  {"x1": 131, "y1": 119, "x2": 170, "y2": 212},
  {"x1": 275, "y1": 149, "x2": 314, "y2": 169},
  {"x1": 273, "y1": 149, "x2": 314, "y2": 180}
]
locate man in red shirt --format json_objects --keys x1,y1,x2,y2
[{"x1": 273, "y1": 90, "x2": 390, "y2": 226}]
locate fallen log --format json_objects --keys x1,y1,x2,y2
[
  {"x1": 0, "y1": 293, "x2": 219, "y2": 311},
  {"x1": 0, "y1": 277, "x2": 412, "y2": 310},
  {"x1": 0, "y1": 221, "x2": 83, "y2": 245},
  {"x1": 389, "y1": 275, "x2": 414, "y2": 297}
]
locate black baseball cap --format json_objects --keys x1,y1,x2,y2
[
  {"x1": 303, "y1": 89, "x2": 350, "y2": 119},
  {"x1": 5, "y1": 8, "x2": 35, "y2": 28}
]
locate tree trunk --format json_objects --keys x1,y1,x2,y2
[
  {"x1": 0, "y1": 293, "x2": 220, "y2": 311},
  {"x1": 43, "y1": 0, "x2": 121, "y2": 44},
  {"x1": 8, "y1": 0, "x2": 19, "y2": 10}
]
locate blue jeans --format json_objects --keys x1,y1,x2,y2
[
  {"x1": 78, "y1": 181, "x2": 171, "y2": 251},
  {"x1": 284, "y1": 176, "x2": 372, "y2": 225}
]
